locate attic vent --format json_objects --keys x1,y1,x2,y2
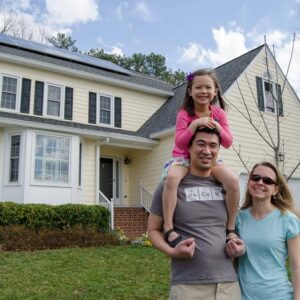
[{"x1": 262, "y1": 71, "x2": 273, "y2": 81}]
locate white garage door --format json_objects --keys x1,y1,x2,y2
[{"x1": 239, "y1": 174, "x2": 300, "y2": 209}]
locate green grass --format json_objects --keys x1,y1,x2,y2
[{"x1": 0, "y1": 246, "x2": 170, "y2": 300}]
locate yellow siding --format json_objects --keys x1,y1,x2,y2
[
  {"x1": 220, "y1": 50, "x2": 300, "y2": 178},
  {"x1": 129, "y1": 134, "x2": 174, "y2": 205},
  {"x1": 0, "y1": 61, "x2": 167, "y2": 131},
  {"x1": 82, "y1": 138, "x2": 96, "y2": 204}
]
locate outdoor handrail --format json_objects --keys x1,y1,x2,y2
[
  {"x1": 140, "y1": 180, "x2": 153, "y2": 213},
  {"x1": 99, "y1": 190, "x2": 114, "y2": 230}
]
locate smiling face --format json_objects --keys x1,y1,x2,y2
[
  {"x1": 248, "y1": 165, "x2": 279, "y2": 202},
  {"x1": 189, "y1": 131, "x2": 220, "y2": 176},
  {"x1": 188, "y1": 74, "x2": 218, "y2": 110}
]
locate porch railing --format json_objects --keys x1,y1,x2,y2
[
  {"x1": 99, "y1": 190, "x2": 114, "y2": 230},
  {"x1": 140, "y1": 180, "x2": 153, "y2": 213}
]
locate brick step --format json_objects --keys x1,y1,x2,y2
[{"x1": 114, "y1": 207, "x2": 149, "y2": 240}]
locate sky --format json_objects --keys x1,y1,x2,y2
[{"x1": 0, "y1": 0, "x2": 300, "y2": 95}]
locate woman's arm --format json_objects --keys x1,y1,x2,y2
[{"x1": 288, "y1": 235, "x2": 300, "y2": 300}]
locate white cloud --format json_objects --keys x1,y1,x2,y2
[
  {"x1": 111, "y1": 46, "x2": 124, "y2": 56},
  {"x1": 132, "y1": 2, "x2": 156, "y2": 22},
  {"x1": 276, "y1": 39, "x2": 300, "y2": 96},
  {"x1": 45, "y1": 0, "x2": 100, "y2": 26},
  {"x1": 115, "y1": 2, "x2": 128, "y2": 21},
  {"x1": 177, "y1": 25, "x2": 300, "y2": 97},
  {"x1": 178, "y1": 26, "x2": 247, "y2": 69}
]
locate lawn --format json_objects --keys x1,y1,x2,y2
[{"x1": 0, "y1": 246, "x2": 170, "y2": 300}]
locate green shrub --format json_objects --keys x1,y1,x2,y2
[
  {"x1": 0, "y1": 225, "x2": 125, "y2": 251},
  {"x1": 0, "y1": 202, "x2": 110, "y2": 231}
]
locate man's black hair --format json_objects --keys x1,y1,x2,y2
[{"x1": 188, "y1": 127, "x2": 221, "y2": 147}]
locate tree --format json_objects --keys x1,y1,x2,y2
[
  {"x1": 86, "y1": 48, "x2": 185, "y2": 86},
  {"x1": 47, "y1": 33, "x2": 78, "y2": 52},
  {"x1": 0, "y1": 7, "x2": 48, "y2": 42},
  {"x1": 226, "y1": 34, "x2": 300, "y2": 180}
]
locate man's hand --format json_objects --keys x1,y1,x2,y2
[
  {"x1": 170, "y1": 238, "x2": 196, "y2": 259},
  {"x1": 225, "y1": 238, "x2": 245, "y2": 258}
]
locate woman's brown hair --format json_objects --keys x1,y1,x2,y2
[{"x1": 241, "y1": 161, "x2": 299, "y2": 217}]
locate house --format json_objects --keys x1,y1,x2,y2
[{"x1": 1, "y1": 34, "x2": 300, "y2": 238}]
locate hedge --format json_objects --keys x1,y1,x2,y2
[{"x1": 0, "y1": 202, "x2": 110, "y2": 231}]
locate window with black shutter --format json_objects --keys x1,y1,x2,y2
[
  {"x1": 34, "y1": 81, "x2": 44, "y2": 115},
  {"x1": 64, "y1": 87, "x2": 73, "y2": 120},
  {"x1": 20, "y1": 78, "x2": 31, "y2": 113},
  {"x1": 256, "y1": 75, "x2": 283, "y2": 116},
  {"x1": 88, "y1": 92, "x2": 97, "y2": 124}
]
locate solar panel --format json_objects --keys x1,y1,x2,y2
[{"x1": 0, "y1": 33, "x2": 132, "y2": 75}]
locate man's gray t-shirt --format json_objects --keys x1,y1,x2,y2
[{"x1": 151, "y1": 173, "x2": 237, "y2": 285}]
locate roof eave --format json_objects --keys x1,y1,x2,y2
[{"x1": 0, "y1": 52, "x2": 174, "y2": 97}]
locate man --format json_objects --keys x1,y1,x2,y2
[{"x1": 148, "y1": 127, "x2": 244, "y2": 300}]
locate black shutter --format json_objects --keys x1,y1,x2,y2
[
  {"x1": 64, "y1": 87, "x2": 73, "y2": 120},
  {"x1": 34, "y1": 81, "x2": 44, "y2": 115},
  {"x1": 276, "y1": 84, "x2": 283, "y2": 117},
  {"x1": 20, "y1": 78, "x2": 31, "y2": 113},
  {"x1": 114, "y1": 97, "x2": 122, "y2": 128},
  {"x1": 88, "y1": 92, "x2": 97, "y2": 124},
  {"x1": 256, "y1": 76, "x2": 264, "y2": 112}
]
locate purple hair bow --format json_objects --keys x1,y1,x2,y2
[{"x1": 186, "y1": 72, "x2": 194, "y2": 82}]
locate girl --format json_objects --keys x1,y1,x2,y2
[
  {"x1": 162, "y1": 69, "x2": 240, "y2": 247},
  {"x1": 236, "y1": 162, "x2": 300, "y2": 299}
]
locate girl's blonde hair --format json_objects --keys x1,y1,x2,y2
[
  {"x1": 241, "y1": 161, "x2": 300, "y2": 217},
  {"x1": 182, "y1": 69, "x2": 226, "y2": 116}
]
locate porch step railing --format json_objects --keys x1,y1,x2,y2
[
  {"x1": 99, "y1": 190, "x2": 114, "y2": 230},
  {"x1": 140, "y1": 180, "x2": 153, "y2": 213}
]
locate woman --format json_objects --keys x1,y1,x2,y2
[{"x1": 237, "y1": 161, "x2": 300, "y2": 300}]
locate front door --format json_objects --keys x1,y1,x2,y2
[{"x1": 100, "y1": 157, "x2": 121, "y2": 206}]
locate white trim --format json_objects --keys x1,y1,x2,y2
[
  {"x1": 31, "y1": 130, "x2": 72, "y2": 187},
  {"x1": 44, "y1": 82, "x2": 65, "y2": 119},
  {"x1": 0, "y1": 52, "x2": 174, "y2": 97},
  {"x1": 0, "y1": 73, "x2": 21, "y2": 112},
  {"x1": 3, "y1": 131, "x2": 23, "y2": 186},
  {"x1": 0, "y1": 116, "x2": 159, "y2": 149},
  {"x1": 98, "y1": 93, "x2": 114, "y2": 127}
]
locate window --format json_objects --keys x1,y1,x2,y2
[
  {"x1": 1, "y1": 75, "x2": 19, "y2": 110},
  {"x1": 256, "y1": 75, "x2": 283, "y2": 116},
  {"x1": 99, "y1": 94, "x2": 114, "y2": 125},
  {"x1": 46, "y1": 84, "x2": 62, "y2": 117},
  {"x1": 9, "y1": 135, "x2": 21, "y2": 182},
  {"x1": 78, "y1": 142, "x2": 82, "y2": 186},
  {"x1": 34, "y1": 134, "x2": 70, "y2": 184},
  {"x1": 264, "y1": 81, "x2": 275, "y2": 113}
]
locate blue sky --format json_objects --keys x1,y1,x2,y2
[{"x1": 0, "y1": 0, "x2": 300, "y2": 94}]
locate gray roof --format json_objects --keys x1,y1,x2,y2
[
  {"x1": 137, "y1": 45, "x2": 264, "y2": 137},
  {"x1": 0, "y1": 41, "x2": 173, "y2": 94}
]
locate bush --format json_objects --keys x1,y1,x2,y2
[
  {"x1": 0, "y1": 225, "x2": 126, "y2": 251},
  {"x1": 0, "y1": 202, "x2": 110, "y2": 231}
]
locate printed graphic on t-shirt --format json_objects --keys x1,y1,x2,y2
[{"x1": 184, "y1": 186, "x2": 224, "y2": 202}]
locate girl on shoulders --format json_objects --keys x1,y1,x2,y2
[{"x1": 162, "y1": 69, "x2": 240, "y2": 246}]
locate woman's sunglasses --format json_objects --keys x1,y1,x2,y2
[{"x1": 250, "y1": 174, "x2": 276, "y2": 185}]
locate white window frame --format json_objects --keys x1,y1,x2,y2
[
  {"x1": 98, "y1": 93, "x2": 114, "y2": 127},
  {"x1": 5, "y1": 132, "x2": 23, "y2": 186},
  {"x1": 78, "y1": 141, "x2": 83, "y2": 188},
  {"x1": 262, "y1": 72, "x2": 277, "y2": 114},
  {"x1": 44, "y1": 82, "x2": 64, "y2": 119},
  {"x1": 0, "y1": 74, "x2": 21, "y2": 112},
  {"x1": 32, "y1": 131, "x2": 71, "y2": 186}
]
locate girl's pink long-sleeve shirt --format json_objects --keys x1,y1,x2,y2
[{"x1": 172, "y1": 106, "x2": 233, "y2": 158}]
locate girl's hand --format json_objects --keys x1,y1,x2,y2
[{"x1": 190, "y1": 117, "x2": 220, "y2": 131}]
